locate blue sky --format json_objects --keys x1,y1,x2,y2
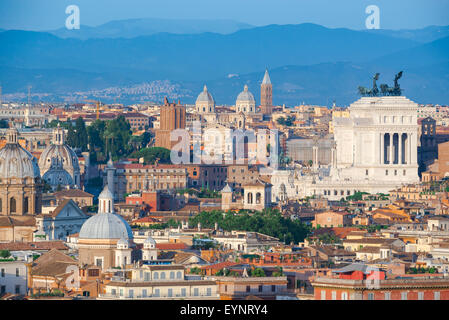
[{"x1": 0, "y1": 0, "x2": 448, "y2": 31}]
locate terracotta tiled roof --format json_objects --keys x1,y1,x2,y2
[
  {"x1": 116, "y1": 163, "x2": 184, "y2": 170},
  {"x1": 0, "y1": 241, "x2": 68, "y2": 251},
  {"x1": 0, "y1": 216, "x2": 35, "y2": 227},
  {"x1": 200, "y1": 261, "x2": 238, "y2": 270},
  {"x1": 155, "y1": 243, "x2": 187, "y2": 250},
  {"x1": 132, "y1": 216, "x2": 161, "y2": 223},
  {"x1": 54, "y1": 189, "x2": 94, "y2": 198},
  {"x1": 32, "y1": 249, "x2": 77, "y2": 277}
]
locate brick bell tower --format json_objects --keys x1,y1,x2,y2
[{"x1": 260, "y1": 68, "x2": 273, "y2": 115}]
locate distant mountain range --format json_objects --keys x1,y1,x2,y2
[
  {"x1": 0, "y1": 21, "x2": 448, "y2": 106},
  {"x1": 365, "y1": 25, "x2": 449, "y2": 43},
  {"x1": 46, "y1": 18, "x2": 253, "y2": 39}
]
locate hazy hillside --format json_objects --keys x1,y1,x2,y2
[
  {"x1": 0, "y1": 23, "x2": 448, "y2": 105},
  {"x1": 0, "y1": 24, "x2": 419, "y2": 80},
  {"x1": 365, "y1": 25, "x2": 449, "y2": 43},
  {"x1": 48, "y1": 18, "x2": 253, "y2": 39}
]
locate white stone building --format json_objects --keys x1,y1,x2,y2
[
  {"x1": 0, "y1": 260, "x2": 29, "y2": 295},
  {"x1": 99, "y1": 264, "x2": 219, "y2": 300},
  {"x1": 271, "y1": 96, "x2": 420, "y2": 201}
]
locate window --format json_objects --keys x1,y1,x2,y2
[
  {"x1": 194, "y1": 288, "x2": 199, "y2": 296},
  {"x1": 246, "y1": 286, "x2": 251, "y2": 293},
  {"x1": 206, "y1": 288, "x2": 212, "y2": 296},
  {"x1": 1, "y1": 269, "x2": 4, "y2": 277},
  {"x1": 111, "y1": 289, "x2": 116, "y2": 296},
  {"x1": 418, "y1": 292, "x2": 424, "y2": 300},
  {"x1": 95, "y1": 258, "x2": 103, "y2": 268},
  {"x1": 258, "y1": 285, "x2": 263, "y2": 292},
  {"x1": 168, "y1": 289, "x2": 173, "y2": 297},
  {"x1": 341, "y1": 292, "x2": 348, "y2": 300},
  {"x1": 160, "y1": 272, "x2": 166, "y2": 280},
  {"x1": 181, "y1": 288, "x2": 186, "y2": 297},
  {"x1": 332, "y1": 291, "x2": 337, "y2": 300},
  {"x1": 129, "y1": 289, "x2": 134, "y2": 298},
  {"x1": 170, "y1": 271, "x2": 175, "y2": 279},
  {"x1": 15, "y1": 285, "x2": 20, "y2": 294},
  {"x1": 10, "y1": 197, "x2": 16, "y2": 213},
  {"x1": 386, "y1": 170, "x2": 388, "y2": 176},
  {"x1": 403, "y1": 170, "x2": 406, "y2": 176},
  {"x1": 153, "y1": 272, "x2": 159, "y2": 280},
  {"x1": 144, "y1": 272, "x2": 150, "y2": 281},
  {"x1": 367, "y1": 293, "x2": 374, "y2": 300},
  {"x1": 320, "y1": 290, "x2": 326, "y2": 300},
  {"x1": 434, "y1": 292, "x2": 440, "y2": 300},
  {"x1": 271, "y1": 285, "x2": 276, "y2": 292},
  {"x1": 366, "y1": 170, "x2": 368, "y2": 176},
  {"x1": 16, "y1": 268, "x2": 19, "y2": 277},
  {"x1": 176, "y1": 271, "x2": 182, "y2": 279},
  {"x1": 401, "y1": 292, "x2": 408, "y2": 300},
  {"x1": 154, "y1": 289, "x2": 160, "y2": 297},
  {"x1": 119, "y1": 289, "x2": 123, "y2": 296}
]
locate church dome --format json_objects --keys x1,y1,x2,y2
[
  {"x1": 79, "y1": 212, "x2": 133, "y2": 240},
  {"x1": 42, "y1": 165, "x2": 73, "y2": 188},
  {"x1": 0, "y1": 128, "x2": 40, "y2": 180},
  {"x1": 79, "y1": 184, "x2": 133, "y2": 240},
  {"x1": 196, "y1": 85, "x2": 215, "y2": 105},
  {"x1": 38, "y1": 126, "x2": 80, "y2": 178},
  {"x1": 39, "y1": 145, "x2": 79, "y2": 174},
  {"x1": 144, "y1": 235, "x2": 156, "y2": 249},
  {"x1": 99, "y1": 185, "x2": 114, "y2": 201},
  {"x1": 236, "y1": 85, "x2": 255, "y2": 103}
]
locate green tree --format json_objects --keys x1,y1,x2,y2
[
  {"x1": 0, "y1": 250, "x2": 11, "y2": 258},
  {"x1": 250, "y1": 268, "x2": 266, "y2": 277},
  {"x1": 130, "y1": 147, "x2": 171, "y2": 164},
  {"x1": 75, "y1": 117, "x2": 89, "y2": 151}
]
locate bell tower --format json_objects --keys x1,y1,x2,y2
[{"x1": 260, "y1": 69, "x2": 273, "y2": 115}]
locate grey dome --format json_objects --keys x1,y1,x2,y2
[
  {"x1": 144, "y1": 236, "x2": 156, "y2": 248},
  {"x1": 236, "y1": 85, "x2": 255, "y2": 103},
  {"x1": 99, "y1": 185, "x2": 114, "y2": 200},
  {"x1": 42, "y1": 166, "x2": 73, "y2": 187},
  {"x1": 39, "y1": 144, "x2": 80, "y2": 175},
  {"x1": 0, "y1": 129, "x2": 40, "y2": 180},
  {"x1": 79, "y1": 212, "x2": 133, "y2": 240},
  {"x1": 196, "y1": 85, "x2": 215, "y2": 105}
]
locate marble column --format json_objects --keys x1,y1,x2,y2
[
  {"x1": 389, "y1": 133, "x2": 393, "y2": 165},
  {"x1": 380, "y1": 133, "x2": 384, "y2": 165},
  {"x1": 408, "y1": 133, "x2": 412, "y2": 164}
]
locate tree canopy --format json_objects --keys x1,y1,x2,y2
[
  {"x1": 130, "y1": 147, "x2": 171, "y2": 164},
  {"x1": 189, "y1": 209, "x2": 310, "y2": 244}
]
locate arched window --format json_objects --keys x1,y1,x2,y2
[
  {"x1": 247, "y1": 193, "x2": 253, "y2": 204},
  {"x1": 10, "y1": 197, "x2": 16, "y2": 213},
  {"x1": 153, "y1": 272, "x2": 159, "y2": 280},
  {"x1": 23, "y1": 197, "x2": 29, "y2": 214},
  {"x1": 176, "y1": 271, "x2": 182, "y2": 279},
  {"x1": 0, "y1": 198, "x2": 2, "y2": 213},
  {"x1": 256, "y1": 193, "x2": 261, "y2": 204},
  {"x1": 170, "y1": 271, "x2": 175, "y2": 279},
  {"x1": 160, "y1": 272, "x2": 166, "y2": 280}
]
